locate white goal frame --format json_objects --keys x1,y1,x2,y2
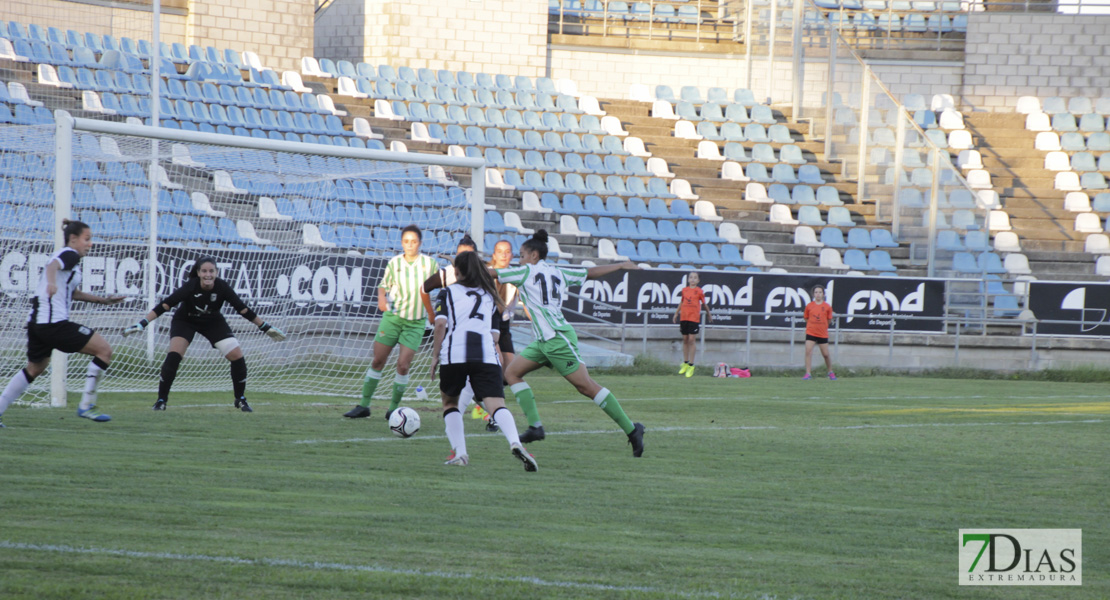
[{"x1": 45, "y1": 112, "x2": 487, "y2": 406}]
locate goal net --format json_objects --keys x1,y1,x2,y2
[{"x1": 0, "y1": 117, "x2": 485, "y2": 407}]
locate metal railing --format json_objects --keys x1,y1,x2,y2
[
  {"x1": 566, "y1": 295, "x2": 1108, "y2": 370},
  {"x1": 548, "y1": 0, "x2": 738, "y2": 43}
]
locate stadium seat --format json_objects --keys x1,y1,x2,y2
[
  {"x1": 1003, "y1": 253, "x2": 1032, "y2": 276},
  {"x1": 819, "y1": 248, "x2": 848, "y2": 270},
  {"x1": 826, "y1": 207, "x2": 855, "y2": 228},
  {"x1": 847, "y1": 228, "x2": 876, "y2": 249},
  {"x1": 797, "y1": 205, "x2": 825, "y2": 226},
  {"x1": 794, "y1": 226, "x2": 823, "y2": 247},
  {"x1": 1075, "y1": 212, "x2": 1103, "y2": 233},
  {"x1": 1084, "y1": 233, "x2": 1110, "y2": 254},
  {"x1": 769, "y1": 205, "x2": 797, "y2": 225},
  {"x1": 868, "y1": 250, "x2": 897, "y2": 272},
  {"x1": 994, "y1": 231, "x2": 1022, "y2": 253}
]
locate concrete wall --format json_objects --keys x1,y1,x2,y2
[
  {"x1": 589, "y1": 327, "x2": 1110, "y2": 372},
  {"x1": 0, "y1": 0, "x2": 311, "y2": 73},
  {"x1": 188, "y1": 0, "x2": 312, "y2": 72},
  {"x1": 316, "y1": 0, "x2": 548, "y2": 77},
  {"x1": 0, "y1": 0, "x2": 187, "y2": 47},
  {"x1": 961, "y1": 13, "x2": 1110, "y2": 111}
]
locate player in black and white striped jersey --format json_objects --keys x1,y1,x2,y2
[
  {"x1": 0, "y1": 219, "x2": 126, "y2": 427},
  {"x1": 430, "y1": 251, "x2": 537, "y2": 471},
  {"x1": 456, "y1": 239, "x2": 519, "y2": 423},
  {"x1": 422, "y1": 235, "x2": 500, "y2": 432}
]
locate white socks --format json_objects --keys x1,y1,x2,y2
[
  {"x1": 457, "y1": 382, "x2": 475, "y2": 413},
  {"x1": 0, "y1": 369, "x2": 33, "y2": 415},
  {"x1": 492, "y1": 407, "x2": 521, "y2": 446},
  {"x1": 80, "y1": 359, "x2": 107, "y2": 410},
  {"x1": 444, "y1": 408, "x2": 466, "y2": 457}
]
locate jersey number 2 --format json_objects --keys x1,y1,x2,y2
[{"x1": 465, "y1": 291, "x2": 485, "y2": 319}]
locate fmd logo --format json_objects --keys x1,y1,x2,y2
[
  {"x1": 844, "y1": 283, "x2": 926, "y2": 323},
  {"x1": 763, "y1": 286, "x2": 810, "y2": 319},
  {"x1": 959, "y1": 529, "x2": 1081, "y2": 586},
  {"x1": 763, "y1": 280, "x2": 831, "y2": 319},
  {"x1": 578, "y1": 273, "x2": 629, "y2": 312},
  {"x1": 1060, "y1": 287, "x2": 1108, "y2": 332}
]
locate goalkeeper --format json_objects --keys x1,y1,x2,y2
[{"x1": 122, "y1": 257, "x2": 285, "y2": 412}]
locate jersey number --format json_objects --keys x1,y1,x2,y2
[
  {"x1": 465, "y1": 291, "x2": 485, "y2": 319},
  {"x1": 533, "y1": 273, "x2": 562, "y2": 306}
]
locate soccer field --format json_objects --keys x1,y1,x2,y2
[{"x1": 0, "y1": 374, "x2": 1105, "y2": 599}]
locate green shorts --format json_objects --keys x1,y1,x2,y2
[
  {"x1": 519, "y1": 329, "x2": 583, "y2": 377},
  {"x1": 374, "y1": 312, "x2": 427, "y2": 351}
]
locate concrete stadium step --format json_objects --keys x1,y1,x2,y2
[
  {"x1": 1029, "y1": 260, "x2": 1097, "y2": 277},
  {"x1": 1009, "y1": 223, "x2": 1083, "y2": 242},
  {"x1": 1025, "y1": 248, "x2": 1096, "y2": 263}
]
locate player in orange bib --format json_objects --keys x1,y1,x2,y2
[
  {"x1": 672, "y1": 272, "x2": 711, "y2": 377},
  {"x1": 802, "y1": 285, "x2": 836, "y2": 381}
]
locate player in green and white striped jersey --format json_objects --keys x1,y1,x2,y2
[
  {"x1": 343, "y1": 225, "x2": 439, "y2": 421},
  {"x1": 496, "y1": 230, "x2": 646, "y2": 457}
]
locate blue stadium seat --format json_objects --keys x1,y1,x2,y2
[
  {"x1": 657, "y1": 220, "x2": 682, "y2": 241},
  {"x1": 767, "y1": 183, "x2": 791, "y2": 204},
  {"x1": 868, "y1": 250, "x2": 897, "y2": 272},
  {"x1": 847, "y1": 228, "x2": 876, "y2": 249},
  {"x1": 936, "y1": 230, "x2": 963, "y2": 251},
  {"x1": 797, "y1": 205, "x2": 824, "y2": 226},
  {"x1": 820, "y1": 227, "x2": 847, "y2": 248},
  {"x1": 842, "y1": 249, "x2": 868, "y2": 271},
  {"x1": 826, "y1": 206, "x2": 854, "y2": 228},
  {"x1": 695, "y1": 221, "x2": 725, "y2": 243},
  {"x1": 669, "y1": 199, "x2": 696, "y2": 219},
  {"x1": 771, "y1": 164, "x2": 798, "y2": 184},
  {"x1": 871, "y1": 229, "x2": 898, "y2": 248},
  {"x1": 977, "y1": 252, "x2": 1007, "y2": 274},
  {"x1": 792, "y1": 185, "x2": 817, "y2": 205},
  {"x1": 699, "y1": 243, "x2": 730, "y2": 265}
]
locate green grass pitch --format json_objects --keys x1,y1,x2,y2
[{"x1": 0, "y1": 374, "x2": 1105, "y2": 599}]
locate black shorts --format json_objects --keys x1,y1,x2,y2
[
  {"x1": 440, "y1": 362, "x2": 504, "y2": 400},
  {"x1": 169, "y1": 317, "x2": 235, "y2": 347},
  {"x1": 27, "y1": 321, "x2": 95, "y2": 362},
  {"x1": 680, "y1": 320, "x2": 700, "y2": 335},
  {"x1": 498, "y1": 320, "x2": 514, "y2": 354},
  {"x1": 806, "y1": 334, "x2": 829, "y2": 344}
]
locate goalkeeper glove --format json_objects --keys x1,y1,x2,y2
[
  {"x1": 259, "y1": 322, "x2": 286, "y2": 341},
  {"x1": 122, "y1": 318, "x2": 148, "y2": 337}
]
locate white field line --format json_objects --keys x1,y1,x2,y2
[
  {"x1": 290, "y1": 419, "x2": 1106, "y2": 445},
  {"x1": 553, "y1": 393, "x2": 1110, "y2": 404},
  {"x1": 0, "y1": 540, "x2": 734, "y2": 599}
]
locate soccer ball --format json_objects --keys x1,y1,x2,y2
[{"x1": 389, "y1": 407, "x2": 421, "y2": 438}]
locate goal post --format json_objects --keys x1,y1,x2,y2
[{"x1": 0, "y1": 113, "x2": 487, "y2": 408}]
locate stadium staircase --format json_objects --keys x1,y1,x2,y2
[{"x1": 962, "y1": 111, "x2": 1100, "y2": 280}]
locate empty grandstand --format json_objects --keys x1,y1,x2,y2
[{"x1": 2, "y1": 0, "x2": 1110, "y2": 380}]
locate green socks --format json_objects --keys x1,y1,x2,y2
[
  {"x1": 360, "y1": 368, "x2": 382, "y2": 408},
  {"x1": 593, "y1": 387, "x2": 635, "y2": 435},
  {"x1": 507, "y1": 381, "x2": 634, "y2": 435},
  {"x1": 388, "y1": 374, "x2": 409, "y2": 413},
  {"x1": 510, "y1": 382, "x2": 542, "y2": 427}
]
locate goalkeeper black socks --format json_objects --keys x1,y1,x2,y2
[
  {"x1": 158, "y1": 352, "x2": 183, "y2": 403},
  {"x1": 230, "y1": 357, "x2": 247, "y2": 401}
]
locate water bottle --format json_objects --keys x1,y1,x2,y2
[{"x1": 414, "y1": 386, "x2": 429, "y2": 401}]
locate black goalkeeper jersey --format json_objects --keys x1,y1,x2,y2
[{"x1": 160, "y1": 278, "x2": 251, "y2": 324}]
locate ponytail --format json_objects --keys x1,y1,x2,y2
[
  {"x1": 61, "y1": 219, "x2": 89, "y2": 244},
  {"x1": 520, "y1": 229, "x2": 549, "y2": 261},
  {"x1": 454, "y1": 251, "x2": 506, "y2": 313}
]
